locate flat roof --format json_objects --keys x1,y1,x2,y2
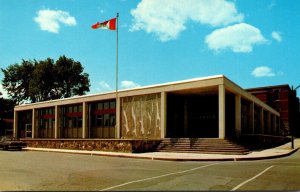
[
  {"x1": 246, "y1": 84, "x2": 290, "y2": 91},
  {"x1": 15, "y1": 74, "x2": 225, "y2": 108},
  {"x1": 14, "y1": 74, "x2": 279, "y2": 116}
]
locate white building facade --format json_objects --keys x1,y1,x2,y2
[{"x1": 14, "y1": 75, "x2": 280, "y2": 141}]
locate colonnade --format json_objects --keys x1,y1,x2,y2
[{"x1": 13, "y1": 83, "x2": 280, "y2": 140}]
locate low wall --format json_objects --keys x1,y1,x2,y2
[
  {"x1": 239, "y1": 134, "x2": 290, "y2": 149},
  {"x1": 21, "y1": 139, "x2": 162, "y2": 153}
]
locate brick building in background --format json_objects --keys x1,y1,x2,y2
[{"x1": 247, "y1": 85, "x2": 300, "y2": 137}]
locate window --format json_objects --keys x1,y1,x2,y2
[
  {"x1": 104, "y1": 102, "x2": 110, "y2": 110},
  {"x1": 104, "y1": 114, "x2": 110, "y2": 126},
  {"x1": 273, "y1": 89, "x2": 280, "y2": 101},
  {"x1": 61, "y1": 104, "x2": 83, "y2": 138},
  {"x1": 110, "y1": 101, "x2": 116, "y2": 109},
  {"x1": 97, "y1": 103, "x2": 103, "y2": 110},
  {"x1": 89, "y1": 100, "x2": 116, "y2": 138},
  {"x1": 97, "y1": 115, "x2": 103, "y2": 126},
  {"x1": 110, "y1": 114, "x2": 116, "y2": 126},
  {"x1": 37, "y1": 107, "x2": 55, "y2": 138}
]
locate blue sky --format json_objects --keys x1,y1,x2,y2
[{"x1": 1, "y1": 0, "x2": 300, "y2": 98}]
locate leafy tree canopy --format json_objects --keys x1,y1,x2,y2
[
  {"x1": 1, "y1": 55, "x2": 90, "y2": 104},
  {"x1": 0, "y1": 96, "x2": 15, "y2": 118}
]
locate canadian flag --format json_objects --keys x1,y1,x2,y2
[{"x1": 91, "y1": 18, "x2": 116, "y2": 30}]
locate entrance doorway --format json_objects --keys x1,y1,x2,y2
[
  {"x1": 25, "y1": 124, "x2": 32, "y2": 138},
  {"x1": 166, "y1": 94, "x2": 218, "y2": 138}
]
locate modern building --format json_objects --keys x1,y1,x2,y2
[
  {"x1": 247, "y1": 85, "x2": 300, "y2": 137},
  {"x1": 13, "y1": 75, "x2": 282, "y2": 151}
]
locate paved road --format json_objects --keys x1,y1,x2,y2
[{"x1": 1, "y1": 150, "x2": 300, "y2": 191}]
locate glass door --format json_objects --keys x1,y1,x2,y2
[{"x1": 25, "y1": 124, "x2": 32, "y2": 138}]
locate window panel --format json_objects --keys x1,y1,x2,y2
[
  {"x1": 104, "y1": 114, "x2": 110, "y2": 126},
  {"x1": 78, "y1": 117, "x2": 82, "y2": 128},
  {"x1": 110, "y1": 101, "x2": 116, "y2": 109},
  {"x1": 110, "y1": 114, "x2": 116, "y2": 126},
  {"x1": 97, "y1": 103, "x2": 103, "y2": 110},
  {"x1": 97, "y1": 115, "x2": 103, "y2": 127},
  {"x1": 104, "y1": 102, "x2": 110, "y2": 110}
]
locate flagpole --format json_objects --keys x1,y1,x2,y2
[
  {"x1": 116, "y1": 12, "x2": 119, "y2": 94},
  {"x1": 115, "y1": 13, "x2": 119, "y2": 139}
]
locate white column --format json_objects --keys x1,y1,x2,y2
[
  {"x1": 82, "y1": 102, "x2": 87, "y2": 138},
  {"x1": 54, "y1": 105, "x2": 59, "y2": 139},
  {"x1": 160, "y1": 92, "x2": 167, "y2": 139},
  {"x1": 32, "y1": 109, "x2": 35, "y2": 138},
  {"x1": 235, "y1": 94, "x2": 241, "y2": 138},
  {"x1": 115, "y1": 97, "x2": 121, "y2": 138},
  {"x1": 218, "y1": 84, "x2": 226, "y2": 139},
  {"x1": 13, "y1": 111, "x2": 18, "y2": 138}
]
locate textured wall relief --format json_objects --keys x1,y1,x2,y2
[{"x1": 121, "y1": 93, "x2": 161, "y2": 139}]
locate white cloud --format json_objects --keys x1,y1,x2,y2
[
  {"x1": 130, "y1": 0, "x2": 243, "y2": 41},
  {"x1": 121, "y1": 80, "x2": 141, "y2": 89},
  {"x1": 205, "y1": 23, "x2": 267, "y2": 53},
  {"x1": 268, "y1": 0, "x2": 276, "y2": 9},
  {"x1": 34, "y1": 9, "x2": 76, "y2": 33},
  {"x1": 97, "y1": 81, "x2": 112, "y2": 92},
  {"x1": 96, "y1": 80, "x2": 141, "y2": 92},
  {"x1": 251, "y1": 66, "x2": 275, "y2": 77},
  {"x1": 97, "y1": 6, "x2": 105, "y2": 14},
  {"x1": 271, "y1": 31, "x2": 282, "y2": 42}
]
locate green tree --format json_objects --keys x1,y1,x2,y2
[
  {"x1": 29, "y1": 58, "x2": 56, "y2": 102},
  {"x1": 54, "y1": 55, "x2": 90, "y2": 98},
  {"x1": 1, "y1": 60, "x2": 35, "y2": 104},
  {"x1": 1, "y1": 56, "x2": 90, "y2": 104},
  {"x1": 0, "y1": 96, "x2": 15, "y2": 118},
  {"x1": 0, "y1": 93, "x2": 15, "y2": 136}
]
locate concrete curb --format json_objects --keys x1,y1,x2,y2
[
  {"x1": 23, "y1": 147, "x2": 300, "y2": 162},
  {"x1": 233, "y1": 148, "x2": 299, "y2": 161}
]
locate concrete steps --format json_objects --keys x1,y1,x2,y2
[{"x1": 156, "y1": 138, "x2": 251, "y2": 155}]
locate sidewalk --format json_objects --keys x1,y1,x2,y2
[{"x1": 24, "y1": 139, "x2": 300, "y2": 161}]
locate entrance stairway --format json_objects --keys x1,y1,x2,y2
[{"x1": 155, "y1": 138, "x2": 250, "y2": 155}]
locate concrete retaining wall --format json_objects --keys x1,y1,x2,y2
[{"x1": 21, "y1": 139, "x2": 162, "y2": 153}]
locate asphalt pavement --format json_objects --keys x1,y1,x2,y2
[
  {"x1": 24, "y1": 138, "x2": 300, "y2": 161},
  {"x1": 2, "y1": 144, "x2": 300, "y2": 190}
]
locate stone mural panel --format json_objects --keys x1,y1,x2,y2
[{"x1": 121, "y1": 93, "x2": 161, "y2": 139}]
